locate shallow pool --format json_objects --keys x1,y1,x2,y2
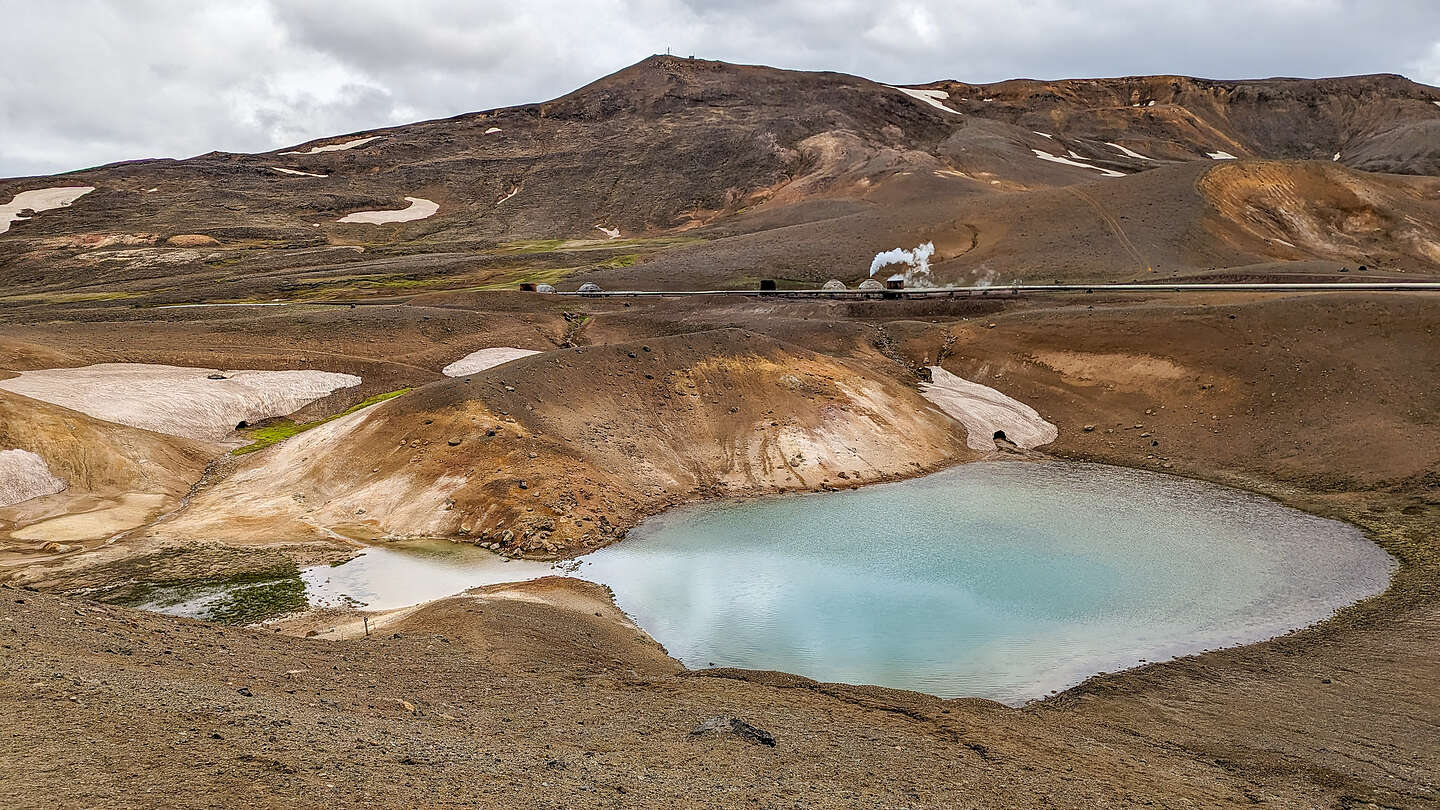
[
  {"x1": 579, "y1": 462, "x2": 1393, "y2": 703},
  {"x1": 143, "y1": 461, "x2": 1394, "y2": 704}
]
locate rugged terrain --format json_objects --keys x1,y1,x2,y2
[
  {"x1": 1, "y1": 56, "x2": 1438, "y2": 808},
  {"x1": 2, "y1": 56, "x2": 1439, "y2": 305}
]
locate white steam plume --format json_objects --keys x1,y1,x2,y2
[{"x1": 869, "y1": 241, "x2": 936, "y2": 287}]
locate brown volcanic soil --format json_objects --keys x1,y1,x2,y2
[
  {"x1": 141, "y1": 328, "x2": 972, "y2": 554},
  {"x1": 0, "y1": 289, "x2": 1436, "y2": 808}
]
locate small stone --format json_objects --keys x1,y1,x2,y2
[
  {"x1": 689, "y1": 716, "x2": 776, "y2": 747},
  {"x1": 448, "y1": 437, "x2": 462, "y2": 446},
  {"x1": 237, "y1": 687, "x2": 253, "y2": 697},
  {"x1": 1082, "y1": 424, "x2": 1095, "y2": 432}
]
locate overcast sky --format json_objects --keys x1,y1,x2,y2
[{"x1": 2, "y1": 0, "x2": 1438, "y2": 177}]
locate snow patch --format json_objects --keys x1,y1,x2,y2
[
  {"x1": 0, "y1": 364, "x2": 361, "y2": 441},
  {"x1": 1207, "y1": 151, "x2": 1238, "y2": 160},
  {"x1": 0, "y1": 449, "x2": 66, "y2": 507},
  {"x1": 886, "y1": 86, "x2": 961, "y2": 116},
  {"x1": 920, "y1": 367, "x2": 1057, "y2": 451},
  {"x1": 337, "y1": 197, "x2": 438, "y2": 224},
  {"x1": 1, "y1": 186, "x2": 95, "y2": 235},
  {"x1": 1032, "y1": 149, "x2": 1125, "y2": 178},
  {"x1": 495, "y1": 186, "x2": 519, "y2": 205},
  {"x1": 280, "y1": 136, "x2": 380, "y2": 155},
  {"x1": 485, "y1": 127, "x2": 502, "y2": 134},
  {"x1": 1032, "y1": 131, "x2": 1053, "y2": 138},
  {"x1": 1332, "y1": 152, "x2": 1341, "y2": 161},
  {"x1": 594, "y1": 225, "x2": 620, "y2": 239},
  {"x1": 1106, "y1": 142, "x2": 1155, "y2": 161},
  {"x1": 442, "y1": 347, "x2": 542, "y2": 377},
  {"x1": 270, "y1": 167, "x2": 327, "y2": 178}
]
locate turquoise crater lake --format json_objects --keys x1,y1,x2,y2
[
  {"x1": 238, "y1": 461, "x2": 1394, "y2": 705},
  {"x1": 577, "y1": 462, "x2": 1394, "y2": 704}
]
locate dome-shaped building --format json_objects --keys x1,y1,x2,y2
[
  {"x1": 534, "y1": 283, "x2": 556, "y2": 293},
  {"x1": 577, "y1": 282, "x2": 603, "y2": 293},
  {"x1": 857, "y1": 278, "x2": 884, "y2": 291},
  {"x1": 821, "y1": 279, "x2": 846, "y2": 291}
]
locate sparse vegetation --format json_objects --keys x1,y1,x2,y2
[
  {"x1": 98, "y1": 566, "x2": 308, "y2": 625},
  {"x1": 233, "y1": 388, "x2": 410, "y2": 455}
]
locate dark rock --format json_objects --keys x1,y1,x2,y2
[
  {"x1": 688, "y1": 716, "x2": 776, "y2": 747},
  {"x1": 237, "y1": 687, "x2": 253, "y2": 697}
]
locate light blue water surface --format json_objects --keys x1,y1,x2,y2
[
  {"x1": 575, "y1": 462, "x2": 1393, "y2": 703},
  {"x1": 292, "y1": 461, "x2": 1393, "y2": 704}
]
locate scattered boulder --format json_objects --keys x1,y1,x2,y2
[
  {"x1": 166, "y1": 234, "x2": 221, "y2": 247},
  {"x1": 689, "y1": 716, "x2": 776, "y2": 747}
]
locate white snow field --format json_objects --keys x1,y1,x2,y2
[
  {"x1": 919, "y1": 367, "x2": 1058, "y2": 451},
  {"x1": 0, "y1": 449, "x2": 67, "y2": 507},
  {"x1": 595, "y1": 225, "x2": 620, "y2": 239},
  {"x1": 1, "y1": 187, "x2": 95, "y2": 234},
  {"x1": 1207, "y1": 151, "x2": 1239, "y2": 160},
  {"x1": 280, "y1": 136, "x2": 380, "y2": 155},
  {"x1": 886, "y1": 86, "x2": 962, "y2": 115},
  {"x1": 0, "y1": 364, "x2": 361, "y2": 442},
  {"x1": 1106, "y1": 142, "x2": 1156, "y2": 161},
  {"x1": 441, "y1": 347, "x2": 542, "y2": 377},
  {"x1": 270, "y1": 167, "x2": 328, "y2": 178},
  {"x1": 1031, "y1": 149, "x2": 1125, "y2": 178},
  {"x1": 337, "y1": 197, "x2": 439, "y2": 224}
]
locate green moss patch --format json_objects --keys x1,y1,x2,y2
[
  {"x1": 233, "y1": 387, "x2": 410, "y2": 455},
  {"x1": 97, "y1": 566, "x2": 308, "y2": 626}
]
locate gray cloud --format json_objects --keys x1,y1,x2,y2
[{"x1": 2, "y1": 0, "x2": 1437, "y2": 176}]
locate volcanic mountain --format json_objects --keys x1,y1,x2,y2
[{"x1": 2, "y1": 55, "x2": 1439, "y2": 307}]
